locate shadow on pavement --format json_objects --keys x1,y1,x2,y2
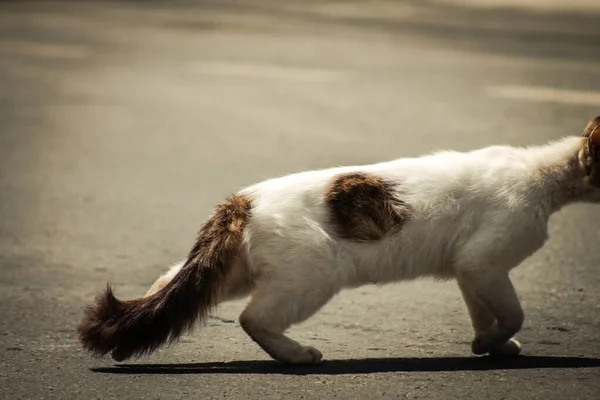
[{"x1": 92, "y1": 356, "x2": 600, "y2": 375}]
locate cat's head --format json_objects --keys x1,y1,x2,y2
[{"x1": 582, "y1": 116, "x2": 600, "y2": 188}]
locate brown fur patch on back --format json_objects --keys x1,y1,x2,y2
[
  {"x1": 77, "y1": 193, "x2": 252, "y2": 362},
  {"x1": 324, "y1": 172, "x2": 409, "y2": 242}
]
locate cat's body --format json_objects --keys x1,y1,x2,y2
[{"x1": 79, "y1": 117, "x2": 600, "y2": 365}]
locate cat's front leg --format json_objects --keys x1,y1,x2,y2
[
  {"x1": 457, "y1": 278, "x2": 495, "y2": 333},
  {"x1": 457, "y1": 270, "x2": 523, "y2": 356}
]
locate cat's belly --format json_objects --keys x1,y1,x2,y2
[{"x1": 339, "y1": 232, "x2": 457, "y2": 287}]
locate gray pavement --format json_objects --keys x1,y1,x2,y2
[{"x1": 1, "y1": 1, "x2": 600, "y2": 399}]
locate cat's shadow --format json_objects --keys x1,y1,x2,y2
[{"x1": 92, "y1": 356, "x2": 600, "y2": 375}]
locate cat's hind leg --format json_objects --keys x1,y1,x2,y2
[
  {"x1": 239, "y1": 277, "x2": 337, "y2": 365},
  {"x1": 457, "y1": 271, "x2": 523, "y2": 356}
]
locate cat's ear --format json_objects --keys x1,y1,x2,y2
[
  {"x1": 583, "y1": 116, "x2": 600, "y2": 187},
  {"x1": 583, "y1": 116, "x2": 600, "y2": 138}
]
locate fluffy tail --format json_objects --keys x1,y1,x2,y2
[{"x1": 77, "y1": 194, "x2": 252, "y2": 361}]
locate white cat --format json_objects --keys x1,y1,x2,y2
[{"x1": 78, "y1": 116, "x2": 600, "y2": 365}]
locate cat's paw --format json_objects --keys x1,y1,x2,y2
[
  {"x1": 471, "y1": 333, "x2": 493, "y2": 355},
  {"x1": 472, "y1": 334, "x2": 522, "y2": 356},
  {"x1": 277, "y1": 346, "x2": 323, "y2": 365},
  {"x1": 304, "y1": 346, "x2": 324, "y2": 364},
  {"x1": 490, "y1": 338, "x2": 522, "y2": 357}
]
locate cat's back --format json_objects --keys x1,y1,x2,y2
[
  {"x1": 380, "y1": 145, "x2": 532, "y2": 208},
  {"x1": 242, "y1": 145, "x2": 530, "y2": 215}
]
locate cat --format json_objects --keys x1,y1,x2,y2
[{"x1": 78, "y1": 116, "x2": 600, "y2": 365}]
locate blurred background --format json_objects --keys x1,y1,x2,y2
[{"x1": 1, "y1": 1, "x2": 600, "y2": 399}]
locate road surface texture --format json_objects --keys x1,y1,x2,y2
[{"x1": 1, "y1": 1, "x2": 600, "y2": 399}]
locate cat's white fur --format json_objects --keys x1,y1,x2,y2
[{"x1": 147, "y1": 135, "x2": 599, "y2": 364}]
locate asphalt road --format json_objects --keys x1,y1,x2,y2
[{"x1": 1, "y1": 1, "x2": 600, "y2": 399}]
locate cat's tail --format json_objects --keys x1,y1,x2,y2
[{"x1": 77, "y1": 194, "x2": 253, "y2": 362}]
